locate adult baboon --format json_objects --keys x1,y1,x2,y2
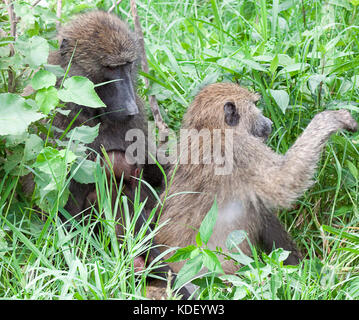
[
  {"x1": 155, "y1": 82, "x2": 358, "y2": 276},
  {"x1": 49, "y1": 10, "x2": 161, "y2": 215},
  {"x1": 47, "y1": 11, "x2": 189, "y2": 299}
]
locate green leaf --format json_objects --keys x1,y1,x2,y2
[
  {"x1": 165, "y1": 245, "x2": 197, "y2": 263},
  {"x1": 242, "y1": 59, "x2": 267, "y2": 72},
  {"x1": 240, "y1": 1, "x2": 255, "y2": 20},
  {"x1": 15, "y1": 36, "x2": 49, "y2": 68},
  {"x1": 44, "y1": 64, "x2": 65, "y2": 78},
  {"x1": 31, "y1": 70, "x2": 57, "y2": 90},
  {"x1": 67, "y1": 124, "x2": 100, "y2": 144},
  {"x1": 3, "y1": 145, "x2": 24, "y2": 174},
  {"x1": 269, "y1": 54, "x2": 279, "y2": 74},
  {"x1": 196, "y1": 231, "x2": 203, "y2": 247},
  {"x1": 0, "y1": 93, "x2": 44, "y2": 136},
  {"x1": 35, "y1": 87, "x2": 59, "y2": 114},
  {"x1": 72, "y1": 158, "x2": 98, "y2": 184},
  {"x1": 202, "y1": 249, "x2": 224, "y2": 273},
  {"x1": 174, "y1": 253, "x2": 203, "y2": 290},
  {"x1": 24, "y1": 134, "x2": 44, "y2": 161},
  {"x1": 346, "y1": 160, "x2": 358, "y2": 180},
  {"x1": 33, "y1": 147, "x2": 76, "y2": 209},
  {"x1": 226, "y1": 230, "x2": 247, "y2": 250},
  {"x1": 269, "y1": 89, "x2": 289, "y2": 113},
  {"x1": 308, "y1": 74, "x2": 326, "y2": 94},
  {"x1": 58, "y1": 76, "x2": 106, "y2": 108},
  {"x1": 277, "y1": 63, "x2": 309, "y2": 75},
  {"x1": 198, "y1": 198, "x2": 218, "y2": 245}
]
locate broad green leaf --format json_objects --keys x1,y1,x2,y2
[
  {"x1": 13, "y1": 2, "x2": 35, "y2": 26},
  {"x1": 226, "y1": 230, "x2": 247, "y2": 250},
  {"x1": 202, "y1": 249, "x2": 224, "y2": 273},
  {"x1": 226, "y1": 251, "x2": 254, "y2": 266},
  {"x1": 33, "y1": 6, "x2": 58, "y2": 22},
  {"x1": 31, "y1": 70, "x2": 57, "y2": 90},
  {"x1": 220, "y1": 274, "x2": 246, "y2": 287},
  {"x1": 174, "y1": 253, "x2": 203, "y2": 290},
  {"x1": 4, "y1": 132, "x2": 27, "y2": 147},
  {"x1": 67, "y1": 124, "x2": 100, "y2": 144},
  {"x1": 34, "y1": 147, "x2": 76, "y2": 208},
  {"x1": 198, "y1": 198, "x2": 218, "y2": 245},
  {"x1": 308, "y1": 74, "x2": 326, "y2": 94},
  {"x1": 35, "y1": 147, "x2": 76, "y2": 175},
  {"x1": 269, "y1": 89, "x2": 289, "y2": 113},
  {"x1": 277, "y1": 63, "x2": 309, "y2": 75},
  {"x1": 269, "y1": 248, "x2": 290, "y2": 263},
  {"x1": 242, "y1": 59, "x2": 267, "y2": 72},
  {"x1": 44, "y1": 64, "x2": 65, "y2": 78},
  {"x1": 35, "y1": 86, "x2": 59, "y2": 114},
  {"x1": 58, "y1": 76, "x2": 106, "y2": 108},
  {"x1": 24, "y1": 134, "x2": 44, "y2": 161},
  {"x1": 72, "y1": 158, "x2": 98, "y2": 184},
  {"x1": 165, "y1": 245, "x2": 197, "y2": 263},
  {"x1": 15, "y1": 36, "x2": 49, "y2": 68},
  {"x1": 216, "y1": 57, "x2": 241, "y2": 71},
  {"x1": 0, "y1": 93, "x2": 44, "y2": 136},
  {"x1": 3, "y1": 145, "x2": 24, "y2": 174}
]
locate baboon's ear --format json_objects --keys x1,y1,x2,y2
[
  {"x1": 60, "y1": 38, "x2": 68, "y2": 55},
  {"x1": 224, "y1": 102, "x2": 240, "y2": 126}
]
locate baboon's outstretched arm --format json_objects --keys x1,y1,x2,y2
[{"x1": 253, "y1": 110, "x2": 358, "y2": 209}]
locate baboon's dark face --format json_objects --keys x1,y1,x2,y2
[
  {"x1": 58, "y1": 11, "x2": 140, "y2": 122},
  {"x1": 94, "y1": 62, "x2": 138, "y2": 121}
]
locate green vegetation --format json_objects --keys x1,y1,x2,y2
[{"x1": 1, "y1": 0, "x2": 359, "y2": 299}]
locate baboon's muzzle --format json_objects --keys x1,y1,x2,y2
[
  {"x1": 97, "y1": 63, "x2": 139, "y2": 121},
  {"x1": 252, "y1": 115, "x2": 273, "y2": 140}
]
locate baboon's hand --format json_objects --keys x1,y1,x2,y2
[
  {"x1": 314, "y1": 110, "x2": 358, "y2": 133},
  {"x1": 335, "y1": 109, "x2": 358, "y2": 133}
]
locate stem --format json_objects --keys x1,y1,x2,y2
[
  {"x1": 108, "y1": 0, "x2": 122, "y2": 13},
  {"x1": 129, "y1": 0, "x2": 168, "y2": 135},
  {"x1": 56, "y1": 0, "x2": 62, "y2": 28},
  {"x1": 4, "y1": 0, "x2": 17, "y2": 93}
]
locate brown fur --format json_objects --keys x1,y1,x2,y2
[
  {"x1": 156, "y1": 82, "x2": 358, "y2": 275},
  {"x1": 46, "y1": 10, "x2": 162, "y2": 215}
]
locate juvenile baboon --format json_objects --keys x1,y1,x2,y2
[
  {"x1": 155, "y1": 82, "x2": 358, "y2": 276},
  {"x1": 48, "y1": 10, "x2": 162, "y2": 215}
]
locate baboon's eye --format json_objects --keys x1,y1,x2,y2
[
  {"x1": 224, "y1": 102, "x2": 240, "y2": 126},
  {"x1": 60, "y1": 39, "x2": 69, "y2": 55},
  {"x1": 105, "y1": 65, "x2": 117, "y2": 71}
]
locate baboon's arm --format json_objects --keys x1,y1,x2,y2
[{"x1": 253, "y1": 110, "x2": 357, "y2": 209}]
